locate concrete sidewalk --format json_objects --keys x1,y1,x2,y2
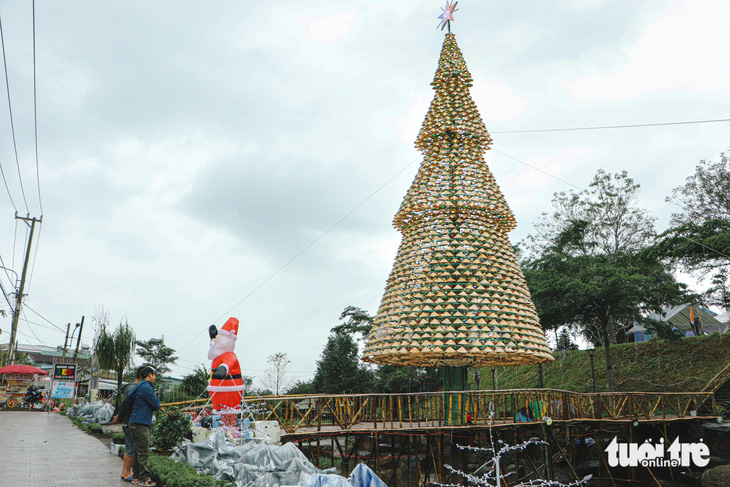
[{"x1": 0, "y1": 411, "x2": 125, "y2": 486}]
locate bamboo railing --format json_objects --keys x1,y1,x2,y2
[{"x1": 162, "y1": 389, "x2": 716, "y2": 435}]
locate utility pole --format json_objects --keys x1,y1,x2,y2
[
  {"x1": 72, "y1": 316, "x2": 85, "y2": 362},
  {"x1": 61, "y1": 323, "x2": 71, "y2": 362},
  {"x1": 6, "y1": 214, "x2": 42, "y2": 365}
]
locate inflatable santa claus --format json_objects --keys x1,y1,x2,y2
[{"x1": 207, "y1": 317, "x2": 245, "y2": 411}]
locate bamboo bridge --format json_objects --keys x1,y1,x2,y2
[
  {"x1": 161, "y1": 389, "x2": 723, "y2": 486},
  {"x1": 164, "y1": 388, "x2": 718, "y2": 437}
]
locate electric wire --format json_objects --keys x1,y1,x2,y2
[
  {"x1": 491, "y1": 117, "x2": 730, "y2": 134},
  {"x1": 0, "y1": 8, "x2": 28, "y2": 213},
  {"x1": 491, "y1": 148, "x2": 583, "y2": 192},
  {"x1": 492, "y1": 147, "x2": 730, "y2": 263},
  {"x1": 24, "y1": 219, "x2": 42, "y2": 294},
  {"x1": 0, "y1": 278, "x2": 13, "y2": 310},
  {"x1": 22, "y1": 302, "x2": 66, "y2": 333},
  {"x1": 0, "y1": 252, "x2": 18, "y2": 289},
  {"x1": 20, "y1": 309, "x2": 51, "y2": 346},
  {"x1": 176, "y1": 153, "x2": 424, "y2": 354},
  {"x1": 31, "y1": 0, "x2": 42, "y2": 214},
  {"x1": 0, "y1": 9, "x2": 19, "y2": 212}
]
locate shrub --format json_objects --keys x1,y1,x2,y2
[
  {"x1": 152, "y1": 409, "x2": 192, "y2": 452},
  {"x1": 148, "y1": 454, "x2": 232, "y2": 487}
]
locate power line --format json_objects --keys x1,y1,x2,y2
[
  {"x1": 0, "y1": 9, "x2": 24, "y2": 212},
  {"x1": 491, "y1": 118, "x2": 730, "y2": 134},
  {"x1": 491, "y1": 148, "x2": 583, "y2": 192},
  {"x1": 176, "y1": 153, "x2": 423, "y2": 354},
  {"x1": 25, "y1": 220, "x2": 42, "y2": 294},
  {"x1": 31, "y1": 0, "x2": 42, "y2": 214},
  {"x1": 0, "y1": 252, "x2": 18, "y2": 289},
  {"x1": 0, "y1": 279, "x2": 13, "y2": 310},
  {"x1": 20, "y1": 309, "x2": 51, "y2": 346},
  {"x1": 22, "y1": 303, "x2": 66, "y2": 333},
  {"x1": 492, "y1": 147, "x2": 730, "y2": 263}
]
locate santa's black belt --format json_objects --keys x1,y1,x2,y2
[{"x1": 226, "y1": 374, "x2": 242, "y2": 380}]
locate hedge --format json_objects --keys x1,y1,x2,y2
[{"x1": 148, "y1": 454, "x2": 232, "y2": 487}]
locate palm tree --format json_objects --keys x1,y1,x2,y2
[{"x1": 95, "y1": 320, "x2": 136, "y2": 390}]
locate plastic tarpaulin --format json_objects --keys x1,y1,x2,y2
[
  {"x1": 174, "y1": 430, "x2": 388, "y2": 487},
  {"x1": 300, "y1": 474, "x2": 351, "y2": 487},
  {"x1": 68, "y1": 401, "x2": 115, "y2": 424},
  {"x1": 174, "y1": 429, "x2": 329, "y2": 487},
  {"x1": 348, "y1": 464, "x2": 387, "y2": 487}
]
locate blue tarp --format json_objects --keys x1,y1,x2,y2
[{"x1": 348, "y1": 464, "x2": 387, "y2": 487}]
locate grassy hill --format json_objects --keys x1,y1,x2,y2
[{"x1": 478, "y1": 332, "x2": 730, "y2": 393}]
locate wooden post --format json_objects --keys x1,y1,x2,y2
[{"x1": 375, "y1": 431, "x2": 381, "y2": 478}]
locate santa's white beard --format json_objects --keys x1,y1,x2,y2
[{"x1": 208, "y1": 336, "x2": 235, "y2": 360}]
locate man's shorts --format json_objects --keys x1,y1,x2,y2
[{"x1": 122, "y1": 424, "x2": 135, "y2": 456}]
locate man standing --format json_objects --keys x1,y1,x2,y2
[
  {"x1": 112, "y1": 367, "x2": 143, "y2": 482},
  {"x1": 127, "y1": 366, "x2": 160, "y2": 487}
]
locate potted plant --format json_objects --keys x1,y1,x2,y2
[
  {"x1": 715, "y1": 404, "x2": 724, "y2": 423},
  {"x1": 152, "y1": 409, "x2": 191, "y2": 454},
  {"x1": 112, "y1": 432, "x2": 126, "y2": 445}
]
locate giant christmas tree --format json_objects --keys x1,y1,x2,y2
[{"x1": 362, "y1": 33, "x2": 553, "y2": 369}]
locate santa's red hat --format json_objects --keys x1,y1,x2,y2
[{"x1": 219, "y1": 317, "x2": 239, "y2": 341}]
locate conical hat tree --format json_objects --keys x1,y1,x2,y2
[{"x1": 362, "y1": 34, "x2": 554, "y2": 367}]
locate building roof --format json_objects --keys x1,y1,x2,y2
[
  {"x1": 645, "y1": 304, "x2": 720, "y2": 332},
  {"x1": 0, "y1": 343, "x2": 92, "y2": 363}
]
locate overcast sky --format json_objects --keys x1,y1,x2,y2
[{"x1": 0, "y1": 1, "x2": 729, "y2": 386}]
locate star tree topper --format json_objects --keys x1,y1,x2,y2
[{"x1": 437, "y1": 1, "x2": 458, "y2": 32}]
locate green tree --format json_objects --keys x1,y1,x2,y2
[
  {"x1": 650, "y1": 150, "x2": 730, "y2": 312},
  {"x1": 287, "y1": 380, "x2": 315, "y2": 395},
  {"x1": 527, "y1": 170, "x2": 655, "y2": 258},
  {"x1": 525, "y1": 171, "x2": 659, "y2": 342},
  {"x1": 555, "y1": 329, "x2": 579, "y2": 352},
  {"x1": 136, "y1": 337, "x2": 178, "y2": 376},
  {"x1": 667, "y1": 149, "x2": 730, "y2": 225},
  {"x1": 313, "y1": 332, "x2": 374, "y2": 394},
  {"x1": 650, "y1": 221, "x2": 730, "y2": 310},
  {"x1": 525, "y1": 220, "x2": 686, "y2": 391},
  {"x1": 180, "y1": 364, "x2": 209, "y2": 397},
  {"x1": 374, "y1": 365, "x2": 442, "y2": 393},
  {"x1": 95, "y1": 320, "x2": 136, "y2": 390},
  {"x1": 330, "y1": 305, "x2": 374, "y2": 338},
  {"x1": 0, "y1": 350, "x2": 32, "y2": 366}
]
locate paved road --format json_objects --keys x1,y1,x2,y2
[{"x1": 0, "y1": 411, "x2": 124, "y2": 487}]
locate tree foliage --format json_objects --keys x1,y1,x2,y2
[
  {"x1": 523, "y1": 171, "x2": 688, "y2": 391},
  {"x1": 649, "y1": 150, "x2": 730, "y2": 312},
  {"x1": 0, "y1": 350, "x2": 32, "y2": 366},
  {"x1": 667, "y1": 149, "x2": 730, "y2": 225},
  {"x1": 136, "y1": 337, "x2": 178, "y2": 376},
  {"x1": 373, "y1": 365, "x2": 441, "y2": 393},
  {"x1": 261, "y1": 352, "x2": 292, "y2": 396},
  {"x1": 526, "y1": 170, "x2": 655, "y2": 258},
  {"x1": 95, "y1": 320, "x2": 136, "y2": 390},
  {"x1": 330, "y1": 305, "x2": 374, "y2": 338},
  {"x1": 180, "y1": 364, "x2": 209, "y2": 397},
  {"x1": 287, "y1": 380, "x2": 315, "y2": 395},
  {"x1": 556, "y1": 329, "x2": 579, "y2": 352},
  {"x1": 313, "y1": 332, "x2": 374, "y2": 394}
]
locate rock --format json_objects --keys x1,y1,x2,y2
[
  {"x1": 551, "y1": 469, "x2": 572, "y2": 484},
  {"x1": 702, "y1": 465, "x2": 730, "y2": 487},
  {"x1": 679, "y1": 470, "x2": 703, "y2": 487},
  {"x1": 707, "y1": 456, "x2": 729, "y2": 468},
  {"x1": 576, "y1": 460, "x2": 600, "y2": 477},
  {"x1": 657, "y1": 480, "x2": 683, "y2": 487}
]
